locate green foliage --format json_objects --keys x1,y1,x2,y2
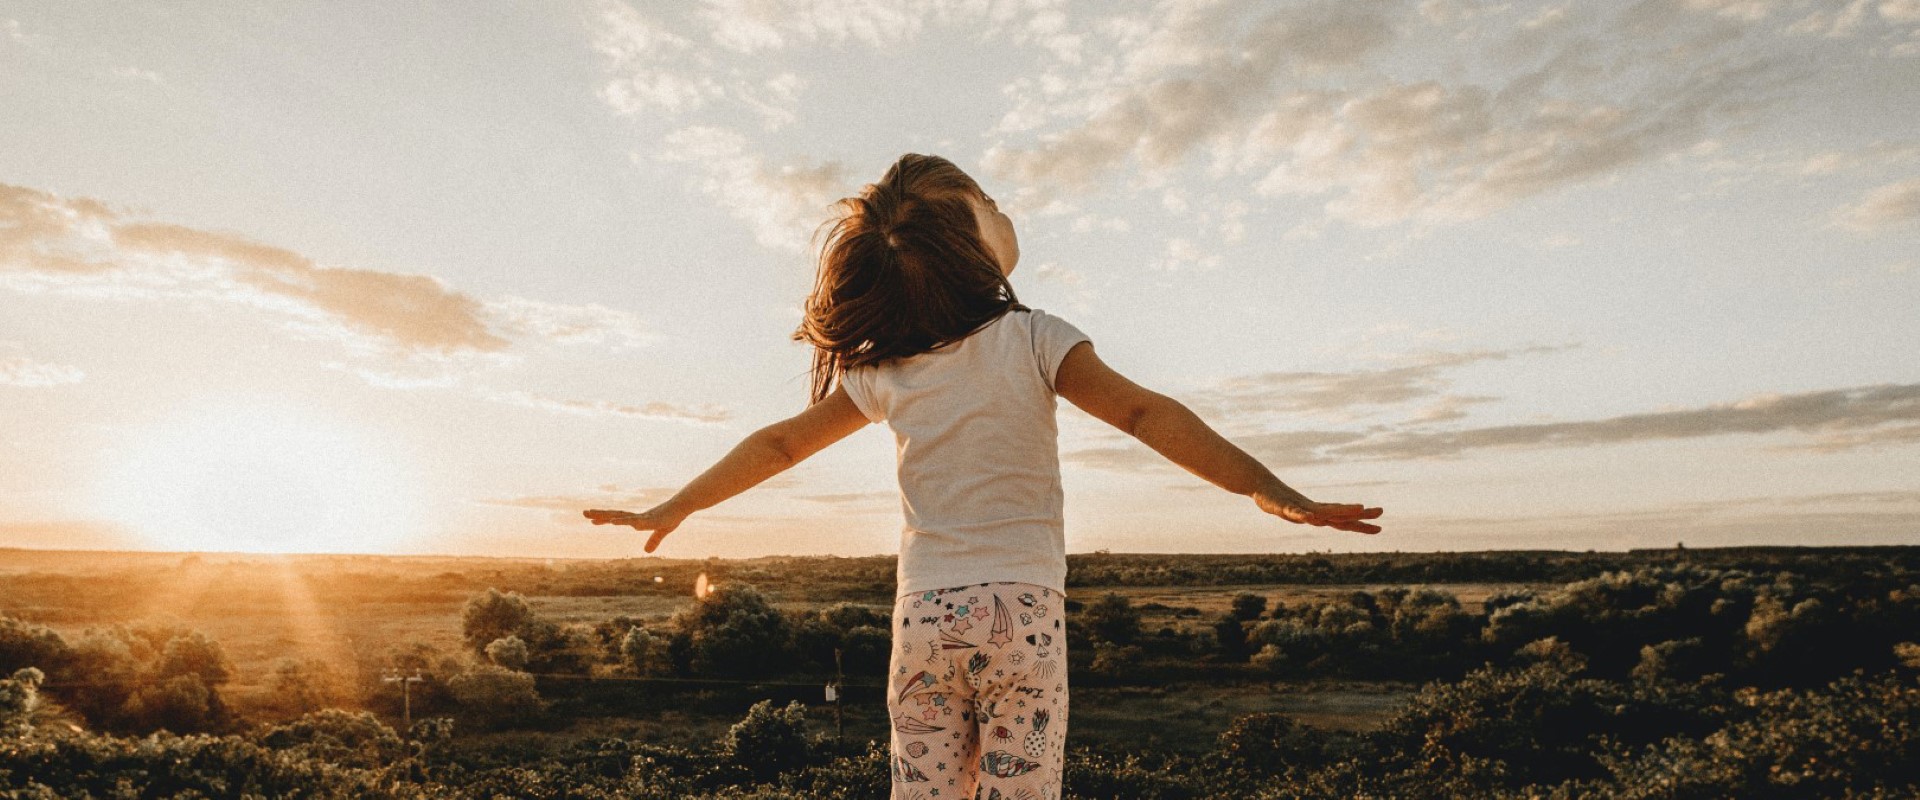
[
  {"x1": 0, "y1": 616, "x2": 68, "y2": 676},
  {"x1": 1212, "y1": 613, "x2": 1250, "y2": 661},
  {"x1": 674, "y1": 584, "x2": 792, "y2": 678},
  {"x1": 254, "y1": 709, "x2": 407, "y2": 770},
  {"x1": 267, "y1": 657, "x2": 349, "y2": 717},
  {"x1": 1230, "y1": 592, "x2": 1268, "y2": 621},
  {"x1": 460, "y1": 588, "x2": 595, "y2": 675},
  {"x1": 718, "y1": 699, "x2": 811, "y2": 781},
  {"x1": 485, "y1": 635, "x2": 530, "y2": 671},
  {"x1": 620, "y1": 625, "x2": 666, "y2": 676},
  {"x1": 1081, "y1": 592, "x2": 1143, "y2": 645},
  {"x1": 1, "y1": 668, "x2": 44, "y2": 737},
  {"x1": 445, "y1": 664, "x2": 544, "y2": 727},
  {"x1": 461, "y1": 588, "x2": 536, "y2": 654}
]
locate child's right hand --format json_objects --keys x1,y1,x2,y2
[
  {"x1": 1252, "y1": 483, "x2": 1383, "y2": 535},
  {"x1": 584, "y1": 505, "x2": 687, "y2": 553}
]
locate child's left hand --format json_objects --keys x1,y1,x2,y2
[{"x1": 584, "y1": 505, "x2": 687, "y2": 553}]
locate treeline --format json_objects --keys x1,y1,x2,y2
[{"x1": 6, "y1": 653, "x2": 1919, "y2": 797}]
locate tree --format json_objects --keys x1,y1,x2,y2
[
  {"x1": 721, "y1": 699, "x2": 811, "y2": 781},
  {"x1": 446, "y1": 664, "x2": 544, "y2": 727},
  {"x1": 484, "y1": 636, "x2": 530, "y2": 671},
  {"x1": 265, "y1": 658, "x2": 345, "y2": 716},
  {"x1": 461, "y1": 589, "x2": 536, "y2": 654},
  {"x1": 1082, "y1": 592, "x2": 1142, "y2": 645},
  {"x1": 1214, "y1": 613, "x2": 1250, "y2": 661},
  {"x1": 674, "y1": 583, "x2": 793, "y2": 678},
  {"x1": 1, "y1": 667, "x2": 43, "y2": 737},
  {"x1": 1230, "y1": 593, "x2": 1268, "y2": 622},
  {"x1": 0, "y1": 615, "x2": 69, "y2": 675}
]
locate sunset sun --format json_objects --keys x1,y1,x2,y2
[{"x1": 95, "y1": 401, "x2": 424, "y2": 554}]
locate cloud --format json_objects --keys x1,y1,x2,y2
[
  {"x1": 1065, "y1": 380, "x2": 1920, "y2": 474},
  {"x1": 696, "y1": 0, "x2": 924, "y2": 53},
  {"x1": 1, "y1": 181, "x2": 662, "y2": 361},
  {"x1": 1339, "y1": 382, "x2": 1920, "y2": 461},
  {"x1": 113, "y1": 221, "x2": 511, "y2": 354},
  {"x1": 1412, "y1": 488, "x2": 1920, "y2": 548},
  {"x1": 1, "y1": 182, "x2": 508, "y2": 354},
  {"x1": 1834, "y1": 176, "x2": 1920, "y2": 231},
  {"x1": 1182, "y1": 345, "x2": 1569, "y2": 424},
  {"x1": 481, "y1": 484, "x2": 679, "y2": 512},
  {"x1": 1066, "y1": 429, "x2": 1367, "y2": 474},
  {"x1": 482, "y1": 295, "x2": 656, "y2": 350},
  {"x1": 482, "y1": 474, "x2": 802, "y2": 521},
  {"x1": 0, "y1": 354, "x2": 84, "y2": 387},
  {"x1": 590, "y1": 0, "x2": 720, "y2": 116},
  {"x1": 657, "y1": 126, "x2": 850, "y2": 251},
  {"x1": 791, "y1": 487, "x2": 894, "y2": 506},
  {"x1": 986, "y1": 0, "x2": 1399, "y2": 193},
  {"x1": 988, "y1": 1, "x2": 1788, "y2": 226},
  {"x1": 488, "y1": 389, "x2": 732, "y2": 424}
]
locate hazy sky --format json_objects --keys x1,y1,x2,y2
[{"x1": 3, "y1": 0, "x2": 1917, "y2": 559}]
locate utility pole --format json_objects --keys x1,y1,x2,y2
[
  {"x1": 382, "y1": 669, "x2": 423, "y2": 731},
  {"x1": 828, "y1": 648, "x2": 844, "y2": 743}
]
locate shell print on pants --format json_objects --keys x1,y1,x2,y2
[{"x1": 981, "y1": 749, "x2": 1043, "y2": 779}]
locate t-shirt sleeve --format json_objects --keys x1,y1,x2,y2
[
  {"x1": 1029, "y1": 308, "x2": 1093, "y2": 393},
  {"x1": 839, "y1": 365, "x2": 886, "y2": 423}
]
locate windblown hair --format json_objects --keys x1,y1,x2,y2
[{"x1": 793, "y1": 153, "x2": 1022, "y2": 405}]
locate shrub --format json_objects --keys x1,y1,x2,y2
[
  {"x1": 254, "y1": 708, "x2": 406, "y2": 770},
  {"x1": 446, "y1": 663, "x2": 544, "y2": 727},
  {"x1": 1082, "y1": 592, "x2": 1143, "y2": 645},
  {"x1": 674, "y1": 584, "x2": 793, "y2": 678},
  {"x1": 720, "y1": 699, "x2": 811, "y2": 781},
  {"x1": 484, "y1": 636, "x2": 530, "y2": 671},
  {"x1": 1, "y1": 667, "x2": 44, "y2": 737},
  {"x1": 1230, "y1": 592, "x2": 1268, "y2": 621}
]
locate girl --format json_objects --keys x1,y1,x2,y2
[{"x1": 586, "y1": 154, "x2": 1383, "y2": 799}]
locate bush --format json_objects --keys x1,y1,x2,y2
[
  {"x1": 484, "y1": 636, "x2": 529, "y2": 671},
  {"x1": 461, "y1": 589, "x2": 537, "y2": 654},
  {"x1": 675, "y1": 584, "x2": 793, "y2": 678},
  {"x1": 1230, "y1": 592, "x2": 1268, "y2": 621},
  {"x1": 1082, "y1": 592, "x2": 1143, "y2": 645},
  {"x1": 254, "y1": 708, "x2": 406, "y2": 770},
  {"x1": 1, "y1": 667, "x2": 44, "y2": 737},
  {"x1": 446, "y1": 664, "x2": 544, "y2": 727},
  {"x1": 720, "y1": 699, "x2": 811, "y2": 781}
]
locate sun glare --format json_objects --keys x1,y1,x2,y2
[{"x1": 95, "y1": 401, "x2": 424, "y2": 554}]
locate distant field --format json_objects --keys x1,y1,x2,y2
[
  {"x1": 0, "y1": 548, "x2": 1489, "y2": 744},
  {"x1": 11, "y1": 545, "x2": 1904, "y2": 751}
]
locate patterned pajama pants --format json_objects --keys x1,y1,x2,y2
[{"x1": 887, "y1": 581, "x2": 1067, "y2": 800}]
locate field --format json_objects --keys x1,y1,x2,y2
[
  {"x1": 0, "y1": 548, "x2": 1541, "y2": 750},
  {"x1": 6, "y1": 545, "x2": 1918, "y2": 798}
]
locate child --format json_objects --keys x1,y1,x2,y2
[{"x1": 586, "y1": 153, "x2": 1383, "y2": 799}]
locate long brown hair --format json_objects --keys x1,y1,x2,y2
[{"x1": 793, "y1": 154, "x2": 1022, "y2": 405}]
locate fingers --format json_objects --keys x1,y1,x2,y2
[
  {"x1": 645, "y1": 528, "x2": 672, "y2": 554},
  {"x1": 1280, "y1": 502, "x2": 1385, "y2": 535}
]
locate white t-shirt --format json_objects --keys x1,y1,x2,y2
[{"x1": 841, "y1": 307, "x2": 1092, "y2": 598}]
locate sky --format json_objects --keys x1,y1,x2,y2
[{"x1": 2, "y1": 0, "x2": 1917, "y2": 560}]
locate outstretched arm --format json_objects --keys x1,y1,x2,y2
[
  {"x1": 1053, "y1": 342, "x2": 1383, "y2": 535},
  {"x1": 584, "y1": 384, "x2": 872, "y2": 552}
]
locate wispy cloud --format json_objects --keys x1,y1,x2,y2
[
  {"x1": 487, "y1": 389, "x2": 731, "y2": 424},
  {"x1": 1834, "y1": 176, "x2": 1920, "y2": 231},
  {"x1": 0, "y1": 181, "x2": 658, "y2": 360},
  {"x1": 482, "y1": 295, "x2": 655, "y2": 350},
  {"x1": 1344, "y1": 382, "x2": 1920, "y2": 461},
  {"x1": 1066, "y1": 380, "x2": 1920, "y2": 474},
  {"x1": 987, "y1": 1, "x2": 1795, "y2": 226},
  {"x1": 0, "y1": 353, "x2": 84, "y2": 387},
  {"x1": 1181, "y1": 346, "x2": 1570, "y2": 425},
  {"x1": 657, "y1": 126, "x2": 849, "y2": 251}
]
